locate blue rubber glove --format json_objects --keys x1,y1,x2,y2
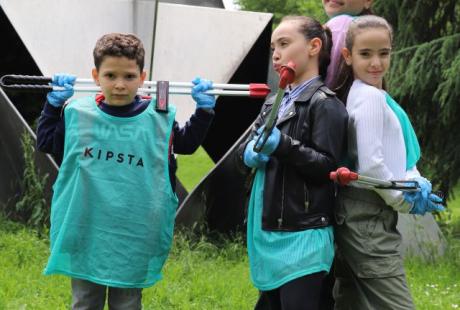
[
  {"x1": 255, "y1": 126, "x2": 281, "y2": 156},
  {"x1": 46, "y1": 74, "x2": 76, "y2": 107},
  {"x1": 407, "y1": 192, "x2": 445, "y2": 215},
  {"x1": 191, "y1": 77, "x2": 215, "y2": 109},
  {"x1": 244, "y1": 140, "x2": 269, "y2": 168},
  {"x1": 425, "y1": 193, "x2": 445, "y2": 213},
  {"x1": 404, "y1": 177, "x2": 445, "y2": 215}
]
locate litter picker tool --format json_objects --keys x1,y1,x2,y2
[
  {"x1": 330, "y1": 167, "x2": 419, "y2": 191},
  {"x1": 0, "y1": 74, "x2": 271, "y2": 99},
  {"x1": 330, "y1": 167, "x2": 445, "y2": 203},
  {"x1": 253, "y1": 61, "x2": 296, "y2": 152}
]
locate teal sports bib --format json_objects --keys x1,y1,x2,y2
[{"x1": 44, "y1": 96, "x2": 178, "y2": 288}]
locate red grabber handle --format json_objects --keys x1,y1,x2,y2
[
  {"x1": 248, "y1": 83, "x2": 271, "y2": 98},
  {"x1": 279, "y1": 61, "x2": 296, "y2": 88},
  {"x1": 253, "y1": 61, "x2": 296, "y2": 153},
  {"x1": 330, "y1": 167, "x2": 359, "y2": 186}
]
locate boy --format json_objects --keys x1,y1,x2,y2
[{"x1": 36, "y1": 33, "x2": 215, "y2": 309}]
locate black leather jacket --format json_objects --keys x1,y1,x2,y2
[{"x1": 237, "y1": 79, "x2": 348, "y2": 231}]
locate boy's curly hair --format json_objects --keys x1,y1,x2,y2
[{"x1": 93, "y1": 33, "x2": 145, "y2": 71}]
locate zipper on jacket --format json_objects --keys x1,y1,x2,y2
[
  {"x1": 278, "y1": 104, "x2": 299, "y2": 228},
  {"x1": 304, "y1": 183, "x2": 310, "y2": 212},
  {"x1": 288, "y1": 105, "x2": 299, "y2": 139},
  {"x1": 278, "y1": 168, "x2": 286, "y2": 228}
]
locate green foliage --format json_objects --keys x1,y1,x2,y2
[
  {"x1": 4, "y1": 131, "x2": 49, "y2": 234},
  {"x1": 374, "y1": 0, "x2": 460, "y2": 47},
  {"x1": 373, "y1": 0, "x2": 460, "y2": 196},
  {"x1": 438, "y1": 183, "x2": 460, "y2": 239},
  {"x1": 236, "y1": 0, "x2": 327, "y2": 26}
]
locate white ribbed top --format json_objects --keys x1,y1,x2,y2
[{"x1": 346, "y1": 80, "x2": 419, "y2": 212}]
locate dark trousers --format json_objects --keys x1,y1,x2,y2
[
  {"x1": 71, "y1": 278, "x2": 142, "y2": 310},
  {"x1": 254, "y1": 271, "x2": 327, "y2": 310}
]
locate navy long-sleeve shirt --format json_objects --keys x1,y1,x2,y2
[{"x1": 36, "y1": 96, "x2": 214, "y2": 190}]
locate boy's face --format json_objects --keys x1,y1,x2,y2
[
  {"x1": 92, "y1": 56, "x2": 146, "y2": 106},
  {"x1": 322, "y1": 0, "x2": 372, "y2": 17}
]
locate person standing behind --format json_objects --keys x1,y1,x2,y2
[
  {"x1": 332, "y1": 16, "x2": 444, "y2": 309},
  {"x1": 322, "y1": 0, "x2": 373, "y2": 88},
  {"x1": 237, "y1": 16, "x2": 348, "y2": 310},
  {"x1": 36, "y1": 33, "x2": 215, "y2": 309}
]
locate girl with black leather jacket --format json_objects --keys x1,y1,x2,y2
[{"x1": 237, "y1": 16, "x2": 348, "y2": 310}]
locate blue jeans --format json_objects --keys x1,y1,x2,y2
[{"x1": 71, "y1": 278, "x2": 142, "y2": 310}]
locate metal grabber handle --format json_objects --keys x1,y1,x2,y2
[
  {"x1": 0, "y1": 74, "x2": 271, "y2": 98},
  {"x1": 253, "y1": 61, "x2": 296, "y2": 152},
  {"x1": 330, "y1": 167, "x2": 446, "y2": 203}
]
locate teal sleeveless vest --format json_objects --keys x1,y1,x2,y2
[
  {"x1": 247, "y1": 169, "x2": 334, "y2": 291},
  {"x1": 44, "y1": 96, "x2": 178, "y2": 288}
]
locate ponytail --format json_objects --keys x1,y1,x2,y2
[{"x1": 319, "y1": 26, "x2": 333, "y2": 81}]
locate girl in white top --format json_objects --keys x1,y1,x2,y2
[{"x1": 332, "y1": 15, "x2": 444, "y2": 310}]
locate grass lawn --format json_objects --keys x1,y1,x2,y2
[
  {"x1": 0, "y1": 220, "x2": 256, "y2": 309},
  {"x1": 1, "y1": 147, "x2": 459, "y2": 309},
  {"x1": 404, "y1": 184, "x2": 460, "y2": 309},
  {"x1": 1, "y1": 205, "x2": 459, "y2": 309},
  {"x1": 176, "y1": 147, "x2": 215, "y2": 192}
]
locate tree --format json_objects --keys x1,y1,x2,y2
[
  {"x1": 374, "y1": 0, "x2": 460, "y2": 196},
  {"x1": 236, "y1": 0, "x2": 327, "y2": 26}
]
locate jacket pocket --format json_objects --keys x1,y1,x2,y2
[
  {"x1": 356, "y1": 257, "x2": 404, "y2": 278},
  {"x1": 359, "y1": 214, "x2": 381, "y2": 244}
]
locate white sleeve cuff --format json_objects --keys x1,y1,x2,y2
[{"x1": 392, "y1": 197, "x2": 413, "y2": 213}]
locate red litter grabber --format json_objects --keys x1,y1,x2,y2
[
  {"x1": 330, "y1": 167, "x2": 420, "y2": 191},
  {"x1": 253, "y1": 61, "x2": 296, "y2": 152},
  {"x1": 0, "y1": 75, "x2": 271, "y2": 98},
  {"x1": 330, "y1": 167, "x2": 446, "y2": 204}
]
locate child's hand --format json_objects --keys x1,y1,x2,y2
[
  {"x1": 255, "y1": 126, "x2": 281, "y2": 156},
  {"x1": 191, "y1": 77, "x2": 215, "y2": 109},
  {"x1": 404, "y1": 177, "x2": 445, "y2": 215},
  {"x1": 47, "y1": 74, "x2": 76, "y2": 107},
  {"x1": 243, "y1": 139, "x2": 269, "y2": 169},
  {"x1": 405, "y1": 191, "x2": 445, "y2": 215}
]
